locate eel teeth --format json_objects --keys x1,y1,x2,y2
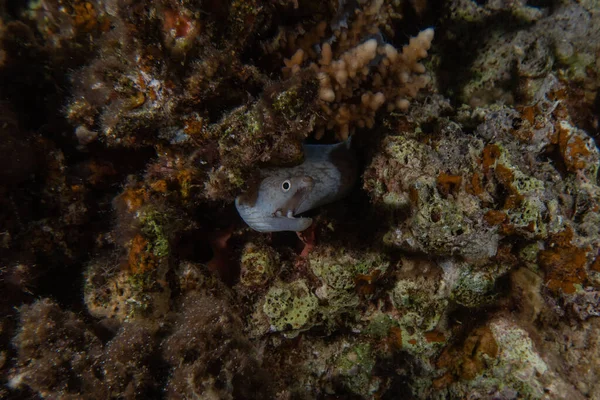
[
  {"x1": 286, "y1": 210, "x2": 294, "y2": 219},
  {"x1": 275, "y1": 210, "x2": 283, "y2": 217}
]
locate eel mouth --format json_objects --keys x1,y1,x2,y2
[
  {"x1": 272, "y1": 176, "x2": 314, "y2": 219},
  {"x1": 265, "y1": 207, "x2": 312, "y2": 232},
  {"x1": 273, "y1": 176, "x2": 314, "y2": 220},
  {"x1": 272, "y1": 208, "x2": 305, "y2": 220}
]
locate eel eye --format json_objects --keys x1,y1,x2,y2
[{"x1": 281, "y1": 180, "x2": 291, "y2": 192}]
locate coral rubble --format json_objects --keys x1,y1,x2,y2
[{"x1": 2, "y1": 0, "x2": 600, "y2": 399}]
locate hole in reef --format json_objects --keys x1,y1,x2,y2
[
  {"x1": 175, "y1": 230, "x2": 214, "y2": 264},
  {"x1": 34, "y1": 254, "x2": 86, "y2": 312},
  {"x1": 512, "y1": 117, "x2": 523, "y2": 130},
  {"x1": 591, "y1": 90, "x2": 600, "y2": 149},
  {"x1": 183, "y1": 349, "x2": 199, "y2": 364},
  {"x1": 420, "y1": 121, "x2": 435, "y2": 134},
  {"x1": 536, "y1": 144, "x2": 568, "y2": 178},
  {"x1": 430, "y1": 209, "x2": 442, "y2": 223},
  {"x1": 526, "y1": 0, "x2": 555, "y2": 8}
]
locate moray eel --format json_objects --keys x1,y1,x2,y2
[{"x1": 235, "y1": 139, "x2": 357, "y2": 232}]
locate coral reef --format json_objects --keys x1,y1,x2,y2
[{"x1": 2, "y1": 0, "x2": 600, "y2": 399}]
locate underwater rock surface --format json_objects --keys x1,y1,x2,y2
[{"x1": 1, "y1": 0, "x2": 600, "y2": 399}]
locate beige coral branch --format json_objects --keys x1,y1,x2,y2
[{"x1": 278, "y1": 0, "x2": 434, "y2": 140}]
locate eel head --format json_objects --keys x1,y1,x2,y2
[{"x1": 235, "y1": 173, "x2": 315, "y2": 232}]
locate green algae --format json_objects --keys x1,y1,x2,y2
[{"x1": 263, "y1": 280, "x2": 318, "y2": 333}]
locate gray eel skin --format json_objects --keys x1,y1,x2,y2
[{"x1": 235, "y1": 139, "x2": 357, "y2": 232}]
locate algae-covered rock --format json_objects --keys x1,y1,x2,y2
[
  {"x1": 388, "y1": 258, "x2": 450, "y2": 358},
  {"x1": 9, "y1": 299, "x2": 105, "y2": 397},
  {"x1": 309, "y1": 245, "x2": 389, "y2": 315},
  {"x1": 438, "y1": 318, "x2": 575, "y2": 399},
  {"x1": 366, "y1": 132, "x2": 499, "y2": 260},
  {"x1": 262, "y1": 280, "x2": 319, "y2": 335},
  {"x1": 240, "y1": 242, "x2": 279, "y2": 287},
  {"x1": 441, "y1": 259, "x2": 511, "y2": 308},
  {"x1": 253, "y1": 245, "x2": 389, "y2": 337},
  {"x1": 391, "y1": 273, "x2": 448, "y2": 333},
  {"x1": 426, "y1": 317, "x2": 577, "y2": 399},
  {"x1": 164, "y1": 292, "x2": 272, "y2": 399},
  {"x1": 450, "y1": 267, "x2": 497, "y2": 308},
  {"x1": 446, "y1": 0, "x2": 600, "y2": 105},
  {"x1": 335, "y1": 343, "x2": 380, "y2": 397},
  {"x1": 83, "y1": 263, "x2": 171, "y2": 322}
]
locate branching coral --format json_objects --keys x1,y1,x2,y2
[{"x1": 282, "y1": 0, "x2": 434, "y2": 139}]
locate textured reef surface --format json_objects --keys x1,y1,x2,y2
[{"x1": 1, "y1": 0, "x2": 600, "y2": 399}]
